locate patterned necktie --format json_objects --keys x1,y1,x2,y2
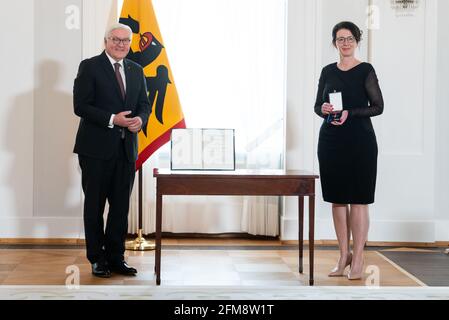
[{"x1": 114, "y1": 63, "x2": 126, "y2": 99}]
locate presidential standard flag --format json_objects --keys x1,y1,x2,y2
[{"x1": 119, "y1": 0, "x2": 186, "y2": 170}]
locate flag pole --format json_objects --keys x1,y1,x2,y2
[
  {"x1": 125, "y1": 167, "x2": 156, "y2": 251},
  {"x1": 121, "y1": 0, "x2": 184, "y2": 251}
]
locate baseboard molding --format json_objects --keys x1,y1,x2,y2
[
  {"x1": 128, "y1": 232, "x2": 278, "y2": 240},
  {"x1": 281, "y1": 239, "x2": 449, "y2": 248},
  {"x1": 0, "y1": 238, "x2": 85, "y2": 245},
  {"x1": 1, "y1": 237, "x2": 448, "y2": 248},
  {"x1": 1, "y1": 217, "x2": 448, "y2": 244}
]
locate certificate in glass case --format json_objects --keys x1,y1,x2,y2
[{"x1": 170, "y1": 128, "x2": 235, "y2": 170}]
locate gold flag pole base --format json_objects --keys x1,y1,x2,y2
[{"x1": 125, "y1": 229, "x2": 156, "y2": 251}]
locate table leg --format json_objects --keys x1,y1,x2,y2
[
  {"x1": 309, "y1": 195, "x2": 315, "y2": 286},
  {"x1": 155, "y1": 192, "x2": 162, "y2": 285},
  {"x1": 298, "y1": 196, "x2": 304, "y2": 274}
]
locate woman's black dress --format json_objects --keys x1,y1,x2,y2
[{"x1": 314, "y1": 62, "x2": 384, "y2": 204}]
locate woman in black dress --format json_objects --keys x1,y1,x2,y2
[{"x1": 314, "y1": 22, "x2": 384, "y2": 280}]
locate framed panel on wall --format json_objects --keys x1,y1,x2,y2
[{"x1": 33, "y1": 0, "x2": 83, "y2": 217}]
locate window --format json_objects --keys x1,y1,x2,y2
[
  {"x1": 119, "y1": 0, "x2": 287, "y2": 235},
  {"x1": 118, "y1": 0, "x2": 287, "y2": 169}
]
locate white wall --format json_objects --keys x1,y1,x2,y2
[
  {"x1": 1, "y1": 0, "x2": 447, "y2": 242},
  {"x1": 434, "y1": 0, "x2": 449, "y2": 240},
  {"x1": 0, "y1": 0, "x2": 115, "y2": 238},
  {"x1": 33, "y1": 0, "x2": 82, "y2": 220},
  {"x1": 284, "y1": 0, "x2": 370, "y2": 240},
  {"x1": 370, "y1": 0, "x2": 437, "y2": 242},
  {"x1": 283, "y1": 0, "x2": 449, "y2": 242},
  {"x1": 0, "y1": 1, "x2": 35, "y2": 235}
]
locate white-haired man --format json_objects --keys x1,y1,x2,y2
[{"x1": 73, "y1": 23, "x2": 151, "y2": 278}]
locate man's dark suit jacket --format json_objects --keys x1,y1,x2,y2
[{"x1": 73, "y1": 51, "x2": 151, "y2": 162}]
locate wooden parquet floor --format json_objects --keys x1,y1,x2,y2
[{"x1": 0, "y1": 239, "x2": 423, "y2": 287}]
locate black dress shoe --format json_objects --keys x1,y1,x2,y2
[
  {"x1": 91, "y1": 262, "x2": 111, "y2": 278},
  {"x1": 109, "y1": 261, "x2": 137, "y2": 276}
]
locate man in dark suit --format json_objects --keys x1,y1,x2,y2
[{"x1": 73, "y1": 23, "x2": 151, "y2": 278}]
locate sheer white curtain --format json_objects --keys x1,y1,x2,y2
[{"x1": 126, "y1": 0, "x2": 286, "y2": 236}]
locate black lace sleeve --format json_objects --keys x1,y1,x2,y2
[
  {"x1": 314, "y1": 68, "x2": 326, "y2": 119},
  {"x1": 349, "y1": 69, "x2": 384, "y2": 118}
]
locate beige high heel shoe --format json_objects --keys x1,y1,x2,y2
[
  {"x1": 328, "y1": 253, "x2": 352, "y2": 277},
  {"x1": 347, "y1": 260, "x2": 364, "y2": 280}
]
